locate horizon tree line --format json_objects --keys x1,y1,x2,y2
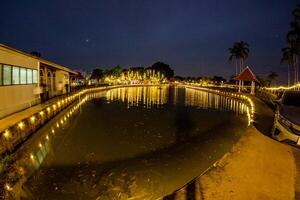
[{"x1": 87, "y1": 61, "x2": 174, "y2": 85}]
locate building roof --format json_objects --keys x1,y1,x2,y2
[
  {"x1": 0, "y1": 43, "x2": 77, "y2": 75},
  {"x1": 235, "y1": 66, "x2": 257, "y2": 81}
]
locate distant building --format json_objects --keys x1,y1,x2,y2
[{"x1": 0, "y1": 43, "x2": 77, "y2": 118}]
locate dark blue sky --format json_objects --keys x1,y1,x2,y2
[{"x1": 0, "y1": 0, "x2": 298, "y2": 82}]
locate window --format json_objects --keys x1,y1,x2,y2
[
  {"x1": 12, "y1": 66, "x2": 20, "y2": 84},
  {"x1": 27, "y1": 69, "x2": 33, "y2": 84},
  {"x1": 3, "y1": 65, "x2": 12, "y2": 85},
  {"x1": 20, "y1": 68, "x2": 27, "y2": 84},
  {"x1": 0, "y1": 65, "x2": 39, "y2": 85},
  {"x1": 33, "y1": 70, "x2": 38, "y2": 83}
]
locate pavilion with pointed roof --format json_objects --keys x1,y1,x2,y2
[{"x1": 235, "y1": 66, "x2": 257, "y2": 94}]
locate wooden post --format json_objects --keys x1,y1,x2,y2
[
  {"x1": 251, "y1": 81, "x2": 255, "y2": 94},
  {"x1": 241, "y1": 80, "x2": 244, "y2": 92}
]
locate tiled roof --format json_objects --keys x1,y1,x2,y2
[{"x1": 235, "y1": 66, "x2": 257, "y2": 81}]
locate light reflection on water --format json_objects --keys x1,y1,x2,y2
[
  {"x1": 185, "y1": 88, "x2": 248, "y2": 114},
  {"x1": 4, "y1": 86, "x2": 249, "y2": 200},
  {"x1": 106, "y1": 86, "x2": 169, "y2": 108},
  {"x1": 105, "y1": 86, "x2": 249, "y2": 116}
]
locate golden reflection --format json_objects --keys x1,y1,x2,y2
[
  {"x1": 185, "y1": 88, "x2": 249, "y2": 115},
  {"x1": 106, "y1": 86, "x2": 169, "y2": 108},
  {"x1": 184, "y1": 86, "x2": 254, "y2": 125}
]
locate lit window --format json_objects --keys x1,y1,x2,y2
[
  {"x1": 33, "y1": 70, "x2": 38, "y2": 83},
  {"x1": 3, "y1": 65, "x2": 12, "y2": 85},
  {"x1": 27, "y1": 69, "x2": 32, "y2": 84},
  {"x1": 20, "y1": 68, "x2": 27, "y2": 84},
  {"x1": 12, "y1": 66, "x2": 20, "y2": 84}
]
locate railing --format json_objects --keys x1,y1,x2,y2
[{"x1": 262, "y1": 82, "x2": 300, "y2": 94}]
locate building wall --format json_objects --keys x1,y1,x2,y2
[
  {"x1": 0, "y1": 46, "x2": 38, "y2": 70},
  {"x1": 0, "y1": 46, "x2": 40, "y2": 119},
  {"x1": 0, "y1": 45, "x2": 76, "y2": 119},
  {"x1": 0, "y1": 85, "x2": 39, "y2": 118},
  {"x1": 55, "y1": 70, "x2": 70, "y2": 94}
]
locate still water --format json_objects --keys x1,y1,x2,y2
[{"x1": 10, "y1": 86, "x2": 249, "y2": 200}]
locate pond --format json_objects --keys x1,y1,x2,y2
[{"x1": 7, "y1": 86, "x2": 249, "y2": 200}]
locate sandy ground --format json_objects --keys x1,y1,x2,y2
[
  {"x1": 199, "y1": 126, "x2": 295, "y2": 200},
  {"x1": 164, "y1": 126, "x2": 296, "y2": 200}
]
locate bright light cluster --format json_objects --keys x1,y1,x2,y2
[{"x1": 263, "y1": 82, "x2": 300, "y2": 91}]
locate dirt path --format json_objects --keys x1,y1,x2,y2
[
  {"x1": 199, "y1": 126, "x2": 295, "y2": 200},
  {"x1": 163, "y1": 94, "x2": 300, "y2": 200}
]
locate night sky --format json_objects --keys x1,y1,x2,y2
[{"x1": 0, "y1": 0, "x2": 298, "y2": 82}]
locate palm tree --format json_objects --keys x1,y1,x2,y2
[
  {"x1": 228, "y1": 46, "x2": 239, "y2": 76},
  {"x1": 284, "y1": 4, "x2": 300, "y2": 84},
  {"x1": 228, "y1": 41, "x2": 250, "y2": 75},
  {"x1": 235, "y1": 41, "x2": 250, "y2": 72},
  {"x1": 267, "y1": 72, "x2": 279, "y2": 86},
  {"x1": 281, "y1": 47, "x2": 294, "y2": 86},
  {"x1": 292, "y1": 4, "x2": 300, "y2": 26}
]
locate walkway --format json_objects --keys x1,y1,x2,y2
[{"x1": 0, "y1": 95, "x2": 68, "y2": 133}]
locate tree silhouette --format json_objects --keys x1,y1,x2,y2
[
  {"x1": 228, "y1": 41, "x2": 250, "y2": 74},
  {"x1": 149, "y1": 62, "x2": 174, "y2": 79},
  {"x1": 267, "y1": 72, "x2": 278, "y2": 86}
]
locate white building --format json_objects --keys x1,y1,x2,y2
[{"x1": 0, "y1": 43, "x2": 77, "y2": 118}]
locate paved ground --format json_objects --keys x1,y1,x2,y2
[
  {"x1": 0, "y1": 95, "x2": 65, "y2": 133},
  {"x1": 163, "y1": 95, "x2": 300, "y2": 200},
  {"x1": 252, "y1": 96, "x2": 300, "y2": 199}
]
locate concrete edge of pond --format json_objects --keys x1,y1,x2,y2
[{"x1": 161, "y1": 125, "x2": 297, "y2": 200}]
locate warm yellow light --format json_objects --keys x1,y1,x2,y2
[
  {"x1": 264, "y1": 83, "x2": 300, "y2": 91},
  {"x1": 3, "y1": 129, "x2": 11, "y2": 139},
  {"x1": 30, "y1": 154, "x2": 34, "y2": 160},
  {"x1": 30, "y1": 116, "x2": 35, "y2": 123},
  {"x1": 56, "y1": 123, "x2": 59, "y2": 128},
  {"x1": 47, "y1": 107, "x2": 51, "y2": 112},
  {"x1": 18, "y1": 122, "x2": 24, "y2": 129},
  {"x1": 5, "y1": 183, "x2": 12, "y2": 191},
  {"x1": 38, "y1": 143, "x2": 42, "y2": 148},
  {"x1": 18, "y1": 167, "x2": 24, "y2": 174},
  {"x1": 51, "y1": 129, "x2": 55, "y2": 134},
  {"x1": 39, "y1": 111, "x2": 44, "y2": 116},
  {"x1": 46, "y1": 135, "x2": 49, "y2": 140}
]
